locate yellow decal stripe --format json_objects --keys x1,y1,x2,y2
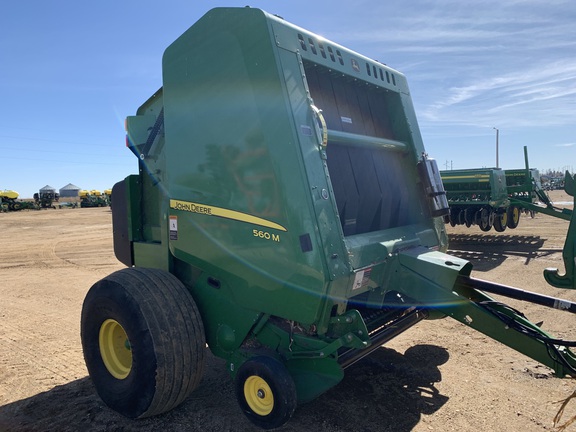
[
  {"x1": 442, "y1": 175, "x2": 490, "y2": 180},
  {"x1": 169, "y1": 199, "x2": 287, "y2": 232}
]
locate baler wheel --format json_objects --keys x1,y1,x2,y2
[
  {"x1": 98, "y1": 318, "x2": 132, "y2": 379},
  {"x1": 507, "y1": 206, "x2": 521, "y2": 229},
  {"x1": 81, "y1": 267, "x2": 206, "y2": 419},
  {"x1": 235, "y1": 356, "x2": 297, "y2": 430},
  {"x1": 493, "y1": 212, "x2": 507, "y2": 232}
]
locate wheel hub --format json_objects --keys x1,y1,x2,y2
[
  {"x1": 99, "y1": 319, "x2": 132, "y2": 380},
  {"x1": 244, "y1": 375, "x2": 274, "y2": 416}
]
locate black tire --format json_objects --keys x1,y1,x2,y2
[
  {"x1": 464, "y1": 209, "x2": 473, "y2": 228},
  {"x1": 81, "y1": 267, "x2": 205, "y2": 419},
  {"x1": 479, "y1": 221, "x2": 492, "y2": 232},
  {"x1": 448, "y1": 209, "x2": 456, "y2": 227},
  {"x1": 457, "y1": 209, "x2": 466, "y2": 225},
  {"x1": 479, "y1": 209, "x2": 492, "y2": 232},
  {"x1": 235, "y1": 356, "x2": 297, "y2": 430},
  {"x1": 493, "y1": 212, "x2": 507, "y2": 232},
  {"x1": 507, "y1": 206, "x2": 520, "y2": 229}
]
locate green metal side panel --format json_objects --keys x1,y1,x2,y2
[
  {"x1": 126, "y1": 88, "x2": 171, "y2": 272},
  {"x1": 156, "y1": 6, "x2": 448, "y2": 327},
  {"x1": 161, "y1": 8, "x2": 328, "y2": 326}
]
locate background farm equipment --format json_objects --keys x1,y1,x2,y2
[
  {"x1": 506, "y1": 147, "x2": 573, "y2": 223},
  {"x1": 1, "y1": 190, "x2": 38, "y2": 211},
  {"x1": 33, "y1": 190, "x2": 59, "y2": 209},
  {"x1": 104, "y1": 188, "x2": 112, "y2": 206},
  {"x1": 440, "y1": 168, "x2": 509, "y2": 231},
  {"x1": 2, "y1": 188, "x2": 63, "y2": 211},
  {"x1": 79, "y1": 7, "x2": 576, "y2": 430},
  {"x1": 1, "y1": 190, "x2": 21, "y2": 211},
  {"x1": 441, "y1": 146, "x2": 572, "y2": 232},
  {"x1": 79, "y1": 190, "x2": 109, "y2": 208}
]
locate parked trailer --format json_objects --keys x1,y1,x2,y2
[
  {"x1": 80, "y1": 8, "x2": 576, "y2": 429},
  {"x1": 442, "y1": 146, "x2": 572, "y2": 232}
]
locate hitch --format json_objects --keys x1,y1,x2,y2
[
  {"x1": 453, "y1": 275, "x2": 576, "y2": 377},
  {"x1": 544, "y1": 171, "x2": 576, "y2": 289},
  {"x1": 398, "y1": 248, "x2": 576, "y2": 378}
]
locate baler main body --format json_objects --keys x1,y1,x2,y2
[
  {"x1": 81, "y1": 7, "x2": 576, "y2": 429},
  {"x1": 119, "y1": 6, "x2": 451, "y2": 397}
]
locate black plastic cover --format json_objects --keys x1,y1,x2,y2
[{"x1": 111, "y1": 180, "x2": 133, "y2": 267}]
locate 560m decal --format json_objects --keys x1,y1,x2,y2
[{"x1": 169, "y1": 199, "x2": 287, "y2": 232}]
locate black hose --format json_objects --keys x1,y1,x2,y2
[{"x1": 478, "y1": 300, "x2": 576, "y2": 375}]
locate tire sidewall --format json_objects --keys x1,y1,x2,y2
[
  {"x1": 493, "y1": 212, "x2": 507, "y2": 232},
  {"x1": 81, "y1": 276, "x2": 157, "y2": 418},
  {"x1": 235, "y1": 356, "x2": 296, "y2": 430},
  {"x1": 507, "y1": 206, "x2": 520, "y2": 229}
]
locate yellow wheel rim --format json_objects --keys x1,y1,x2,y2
[
  {"x1": 244, "y1": 375, "x2": 274, "y2": 416},
  {"x1": 512, "y1": 207, "x2": 520, "y2": 223},
  {"x1": 99, "y1": 319, "x2": 132, "y2": 379}
]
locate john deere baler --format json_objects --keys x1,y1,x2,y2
[{"x1": 81, "y1": 7, "x2": 576, "y2": 429}]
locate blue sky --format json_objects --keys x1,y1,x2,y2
[{"x1": 1, "y1": 0, "x2": 575, "y2": 198}]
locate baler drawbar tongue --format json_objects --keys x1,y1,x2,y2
[
  {"x1": 453, "y1": 274, "x2": 576, "y2": 378},
  {"x1": 459, "y1": 275, "x2": 576, "y2": 314}
]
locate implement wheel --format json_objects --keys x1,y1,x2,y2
[
  {"x1": 448, "y1": 208, "x2": 458, "y2": 227},
  {"x1": 507, "y1": 206, "x2": 521, "y2": 229},
  {"x1": 464, "y1": 209, "x2": 473, "y2": 228},
  {"x1": 81, "y1": 267, "x2": 205, "y2": 418},
  {"x1": 493, "y1": 211, "x2": 507, "y2": 232},
  {"x1": 235, "y1": 356, "x2": 297, "y2": 430},
  {"x1": 479, "y1": 209, "x2": 492, "y2": 232}
]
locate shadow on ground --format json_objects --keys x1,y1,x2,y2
[
  {"x1": 0, "y1": 345, "x2": 449, "y2": 432},
  {"x1": 447, "y1": 233, "x2": 558, "y2": 271}
]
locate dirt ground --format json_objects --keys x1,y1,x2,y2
[{"x1": 2, "y1": 191, "x2": 576, "y2": 431}]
